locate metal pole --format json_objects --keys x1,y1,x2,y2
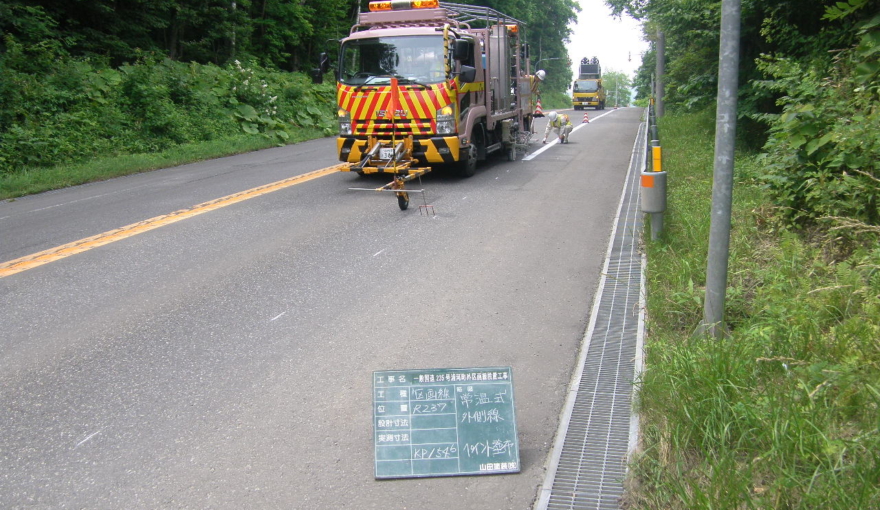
[
  {"x1": 700, "y1": 0, "x2": 741, "y2": 337},
  {"x1": 647, "y1": 74, "x2": 654, "y2": 170},
  {"x1": 655, "y1": 31, "x2": 665, "y2": 118},
  {"x1": 651, "y1": 214, "x2": 664, "y2": 241},
  {"x1": 650, "y1": 139, "x2": 663, "y2": 240}
]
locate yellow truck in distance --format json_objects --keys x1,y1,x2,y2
[{"x1": 572, "y1": 57, "x2": 605, "y2": 110}]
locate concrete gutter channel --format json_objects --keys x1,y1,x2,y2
[{"x1": 535, "y1": 118, "x2": 648, "y2": 509}]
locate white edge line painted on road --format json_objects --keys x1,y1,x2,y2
[
  {"x1": 522, "y1": 109, "x2": 617, "y2": 161},
  {"x1": 534, "y1": 113, "x2": 647, "y2": 510},
  {"x1": 74, "y1": 429, "x2": 104, "y2": 449},
  {"x1": 0, "y1": 164, "x2": 345, "y2": 279}
]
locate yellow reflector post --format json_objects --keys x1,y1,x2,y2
[{"x1": 652, "y1": 145, "x2": 662, "y2": 173}]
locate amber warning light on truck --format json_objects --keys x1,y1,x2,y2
[{"x1": 369, "y1": 0, "x2": 439, "y2": 11}]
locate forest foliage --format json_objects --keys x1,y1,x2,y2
[
  {"x1": 615, "y1": 0, "x2": 880, "y2": 235},
  {"x1": 617, "y1": 1, "x2": 880, "y2": 507}
]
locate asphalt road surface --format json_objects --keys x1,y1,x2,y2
[{"x1": 1, "y1": 107, "x2": 643, "y2": 509}]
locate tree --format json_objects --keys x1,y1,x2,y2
[
  {"x1": 605, "y1": 0, "x2": 876, "y2": 113},
  {"x1": 601, "y1": 70, "x2": 632, "y2": 107}
]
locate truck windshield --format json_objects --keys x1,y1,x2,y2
[
  {"x1": 574, "y1": 80, "x2": 599, "y2": 92},
  {"x1": 339, "y1": 36, "x2": 447, "y2": 86}
]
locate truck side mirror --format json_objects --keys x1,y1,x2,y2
[
  {"x1": 459, "y1": 65, "x2": 476, "y2": 83},
  {"x1": 453, "y1": 40, "x2": 470, "y2": 61},
  {"x1": 311, "y1": 52, "x2": 332, "y2": 84}
]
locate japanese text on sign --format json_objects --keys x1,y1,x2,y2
[{"x1": 373, "y1": 367, "x2": 520, "y2": 479}]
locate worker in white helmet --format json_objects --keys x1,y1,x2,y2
[
  {"x1": 527, "y1": 69, "x2": 547, "y2": 126},
  {"x1": 543, "y1": 111, "x2": 572, "y2": 144}
]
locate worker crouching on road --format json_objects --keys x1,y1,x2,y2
[{"x1": 543, "y1": 111, "x2": 573, "y2": 144}]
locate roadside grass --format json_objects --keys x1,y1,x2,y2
[
  {"x1": 542, "y1": 91, "x2": 576, "y2": 110},
  {"x1": 627, "y1": 109, "x2": 880, "y2": 509},
  {"x1": 0, "y1": 127, "x2": 326, "y2": 201}
]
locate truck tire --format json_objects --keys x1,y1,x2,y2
[{"x1": 457, "y1": 145, "x2": 477, "y2": 177}]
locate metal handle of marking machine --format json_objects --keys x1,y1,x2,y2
[
  {"x1": 382, "y1": 142, "x2": 406, "y2": 170},
  {"x1": 356, "y1": 142, "x2": 382, "y2": 169}
]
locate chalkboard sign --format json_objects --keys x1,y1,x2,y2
[{"x1": 373, "y1": 367, "x2": 520, "y2": 479}]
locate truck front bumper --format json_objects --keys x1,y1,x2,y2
[{"x1": 338, "y1": 136, "x2": 462, "y2": 166}]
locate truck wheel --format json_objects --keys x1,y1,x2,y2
[{"x1": 457, "y1": 145, "x2": 477, "y2": 178}]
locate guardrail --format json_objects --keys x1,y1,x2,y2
[{"x1": 641, "y1": 104, "x2": 666, "y2": 240}]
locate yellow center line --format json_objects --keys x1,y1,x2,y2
[{"x1": 0, "y1": 164, "x2": 345, "y2": 279}]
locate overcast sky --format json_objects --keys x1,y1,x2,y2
[{"x1": 567, "y1": 0, "x2": 649, "y2": 80}]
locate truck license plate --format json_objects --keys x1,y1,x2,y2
[{"x1": 380, "y1": 148, "x2": 394, "y2": 160}]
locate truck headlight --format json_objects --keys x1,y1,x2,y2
[
  {"x1": 436, "y1": 105, "x2": 455, "y2": 135},
  {"x1": 338, "y1": 109, "x2": 352, "y2": 135}
]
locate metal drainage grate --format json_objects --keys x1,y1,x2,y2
[{"x1": 536, "y1": 119, "x2": 647, "y2": 510}]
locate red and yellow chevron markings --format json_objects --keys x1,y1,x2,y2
[{"x1": 337, "y1": 82, "x2": 455, "y2": 135}]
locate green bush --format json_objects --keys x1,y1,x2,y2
[
  {"x1": 540, "y1": 91, "x2": 573, "y2": 110},
  {"x1": 0, "y1": 51, "x2": 336, "y2": 175},
  {"x1": 756, "y1": 14, "x2": 880, "y2": 232}
]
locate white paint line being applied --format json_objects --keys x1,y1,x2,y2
[{"x1": 523, "y1": 109, "x2": 616, "y2": 161}]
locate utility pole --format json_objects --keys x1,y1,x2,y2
[
  {"x1": 699, "y1": 0, "x2": 742, "y2": 337},
  {"x1": 655, "y1": 31, "x2": 665, "y2": 117}
]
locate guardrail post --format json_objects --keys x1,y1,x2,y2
[{"x1": 642, "y1": 109, "x2": 666, "y2": 240}]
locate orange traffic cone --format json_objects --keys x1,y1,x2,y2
[
  {"x1": 582, "y1": 112, "x2": 590, "y2": 123},
  {"x1": 534, "y1": 99, "x2": 544, "y2": 117}
]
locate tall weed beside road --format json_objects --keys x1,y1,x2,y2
[
  {"x1": 0, "y1": 50, "x2": 336, "y2": 197},
  {"x1": 628, "y1": 110, "x2": 880, "y2": 509}
]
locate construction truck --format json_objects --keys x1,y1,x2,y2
[
  {"x1": 320, "y1": 0, "x2": 541, "y2": 209},
  {"x1": 572, "y1": 57, "x2": 605, "y2": 111}
]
